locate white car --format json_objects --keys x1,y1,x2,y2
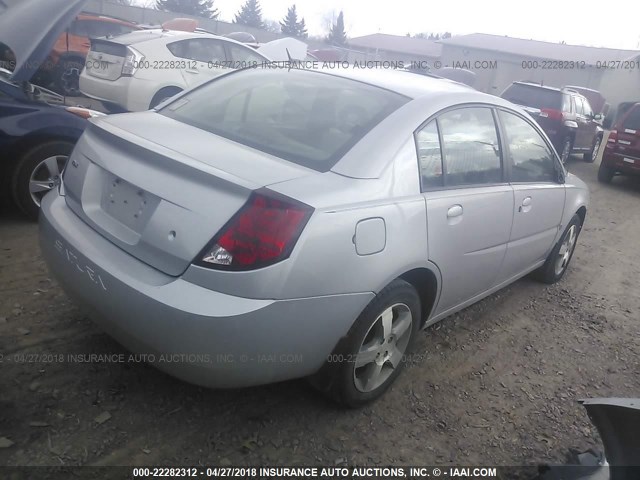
[{"x1": 79, "y1": 29, "x2": 269, "y2": 112}]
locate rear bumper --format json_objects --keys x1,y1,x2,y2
[
  {"x1": 602, "y1": 150, "x2": 640, "y2": 176},
  {"x1": 79, "y1": 73, "x2": 149, "y2": 112},
  {"x1": 39, "y1": 191, "x2": 373, "y2": 388}
]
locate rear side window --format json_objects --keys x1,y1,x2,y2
[
  {"x1": 161, "y1": 69, "x2": 409, "y2": 170},
  {"x1": 622, "y1": 107, "x2": 640, "y2": 131},
  {"x1": 500, "y1": 110, "x2": 557, "y2": 183},
  {"x1": 501, "y1": 84, "x2": 562, "y2": 110},
  {"x1": 416, "y1": 121, "x2": 443, "y2": 188},
  {"x1": 438, "y1": 107, "x2": 502, "y2": 186}
]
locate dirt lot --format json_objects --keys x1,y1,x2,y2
[{"x1": 0, "y1": 155, "x2": 639, "y2": 469}]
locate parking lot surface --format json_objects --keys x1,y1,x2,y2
[{"x1": 0, "y1": 157, "x2": 639, "y2": 467}]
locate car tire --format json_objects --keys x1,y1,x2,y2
[
  {"x1": 310, "y1": 279, "x2": 421, "y2": 407},
  {"x1": 584, "y1": 135, "x2": 602, "y2": 163},
  {"x1": 11, "y1": 141, "x2": 73, "y2": 220},
  {"x1": 560, "y1": 136, "x2": 573, "y2": 164},
  {"x1": 534, "y1": 214, "x2": 582, "y2": 284},
  {"x1": 149, "y1": 88, "x2": 182, "y2": 109},
  {"x1": 597, "y1": 161, "x2": 615, "y2": 183},
  {"x1": 56, "y1": 58, "x2": 84, "y2": 97}
]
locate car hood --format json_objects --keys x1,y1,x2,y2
[{"x1": 0, "y1": 0, "x2": 87, "y2": 82}]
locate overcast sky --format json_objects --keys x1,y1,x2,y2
[{"x1": 141, "y1": 0, "x2": 640, "y2": 50}]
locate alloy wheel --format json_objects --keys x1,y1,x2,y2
[
  {"x1": 555, "y1": 225, "x2": 577, "y2": 276},
  {"x1": 353, "y1": 303, "x2": 413, "y2": 393},
  {"x1": 29, "y1": 155, "x2": 68, "y2": 207},
  {"x1": 591, "y1": 137, "x2": 602, "y2": 162}
]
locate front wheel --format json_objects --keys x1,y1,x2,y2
[
  {"x1": 310, "y1": 279, "x2": 421, "y2": 407},
  {"x1": 56, "y1": 59, "x2": 84, "y2": 97},
  {"x1": 534, "y1": 214, "x2": 581, "y2": 284}
]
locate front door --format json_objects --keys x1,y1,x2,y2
[{"x1": 498, "y1": 109, "x2": 565, "y2": 280}]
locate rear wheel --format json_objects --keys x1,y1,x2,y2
[
  {"x1": 584, "y1": 135, "x2": 602, "y2": 163},
  {"x1": 534, "y1": 214, "x2": 581, "y2": 284},
  {"x1": 597, "y1": 161, "x2": 615, "y2": 183},
  {"x1": 149, "y1": 87, "x2": 182, "y2": 109},
  {"x1": 310, "y1": 279, "x2": 421, "y2": 407},
  {"x1": 11, "y1": 141, "x2": 73, "y2": 220},
  {"x1": 560, "y1": 136, "x2": 572, "y2": 164}
]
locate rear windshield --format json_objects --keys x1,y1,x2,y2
[
  {"x1": 501, "y1": 84, "x2": 562, "y2": 110},
  {"x1": 160, "y1": 69, "x2": 409, "y2": 171}
]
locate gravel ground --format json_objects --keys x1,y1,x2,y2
[{"x1": 0, "y1": 154, "x2": 639, "y2": 469}]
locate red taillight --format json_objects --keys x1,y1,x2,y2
[
  {"x1": 540, "y1": 108, "x2": 564, "y2": 121},
  {"x1": 198, "y1": 191, "x2": 313, "y2": 270},
  {"x1": 606, "y1": 130, "x2": 618, "y2": 149}
]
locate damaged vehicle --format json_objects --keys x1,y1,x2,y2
[
  {"x1": 40, "y1": 64, "x2": 589, "y2": 406},
  {"x1": 0, "y1": 0, "x2": 103, "y2": 219}
]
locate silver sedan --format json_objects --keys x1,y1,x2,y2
[{"x1": 39, "y1": 67, "x2": 588, "y2": 406}]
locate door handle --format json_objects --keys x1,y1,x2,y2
[
  {"x1": 447, "y1": 204, "x2": 463, "y2": 218},
  {"x1": 519, "y1": 196, "x2": 532, "y2": 213},
  {"x1": 185, "y1": 68, "x2": 199, "y2": 74}
]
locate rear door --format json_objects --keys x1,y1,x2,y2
[
  {"x1": 498, "y1": 109, "x2": 565, "y2": 280},
  {"x1": 573, "y1": 95, "x2": 590, "y2": 149},
  {"x1": 418, "y1": 107, "x2": 514, "y2": 316},
  {"x1": 613, "y1": 104, "x2": 640, "y2": 166}
]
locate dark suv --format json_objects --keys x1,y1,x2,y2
[
  {"x1": 598, "y1": 102, "x2": 640, "y2": 183},
  {"x1": 501, "y1": 81, "x2": 604, "y2": 163}
]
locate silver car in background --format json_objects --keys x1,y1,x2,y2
[{"x1": 40, "y1": 67, "x2": 588, "y2": 406}]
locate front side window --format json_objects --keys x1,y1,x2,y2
[
  {"x1": 573, "y1": 96, "x2": 584, "y2": 115},
  {"x1": 161, "y1": 69, "x2": 409, "y2": 170},
  {"x1": 500, "y1": 110, "x2": 557, "y2": 183},
  {"x1": 438, "y1": 107, "x2": 502, "y2": 186}
]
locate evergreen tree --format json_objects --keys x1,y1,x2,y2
[
  {"x1": 326, "y1": 11, "x2": 347, "y2": 46},
  {"x1": 155, "y1": 0, "x2": 219, "y2": 19},
  {"x1": 280, "y1": 5, "x2": 307, "y2": 39},
  {"x1": 234, "y1": 0, "x2": 264, "y2": 29}
]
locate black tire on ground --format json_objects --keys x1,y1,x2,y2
[
  {"x1": 597, "y1": 161, "x2": 615, "y2": 183},
  {"x1": 534, "y1": 213, "x2": 582, "y2": 284},
  {"x1": 309, "y1": 279, "x2": 421, "y2": 408},
  {"x1": 56, "y1": 58, "x2": 84, "y2": 97},
  {"x1": 149, "y1": 88, "x2": 182, "y2": 109},
  {"x1": 11, "y1": 141, "x2": 73, "y2": 220},
  {"x1": 584, "y1": 135, "x2": 602, "y2": 163}
]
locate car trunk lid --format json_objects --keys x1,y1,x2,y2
[
  {"x1": 62, "y1": 112, "x2": 314, "y2": 276},
  {"x1": 85, "y1": 39, "x2": 128, "y2": 81}
]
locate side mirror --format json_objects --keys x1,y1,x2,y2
[{"x1": 593, "y1": 113, "x2": 604, "y2": 121}]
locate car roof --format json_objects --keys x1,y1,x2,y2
[
  {"x1": 105, "y1": 28, "x2": 258, "y2": 49},
  {"x1": 310, "y1": 67, "x2": 480, "y2": 100},
  {"x1": 77, "y1": 12, "x2": 138, "y2": 26}
]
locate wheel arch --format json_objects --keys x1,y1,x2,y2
[{"x1": 399, "y1": 267, "x2": 440, "y2": 327}]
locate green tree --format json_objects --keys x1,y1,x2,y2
[
  {"x1": 234, "y1": 0, "x2": 264, "y2": 29},
  {"x1": 280, "y1": 5, "x2": 308, "y2": 39},
  {"x1": 155, "y1": 0, "x2": 219, "y2": 19},
  {"x1": 326, "y1": 11, "x2": 347, "y2": 46}
]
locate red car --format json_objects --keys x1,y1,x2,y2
[{"x1": 599, "y1": 103, "x2": 640, "y2": 183}]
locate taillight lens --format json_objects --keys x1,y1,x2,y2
[
  {"x1": 540, "y1": 108, "x2": 564, "y2": 121},
  {"x1": 606, "y1": 130, "x2": 618, "y2": 149},
  {"x1": 122, "y1": 47, "x2": 143, "y2": 76},
  {"x1": 198, "y1": 191, "x2": 313, "y2": 270}
]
